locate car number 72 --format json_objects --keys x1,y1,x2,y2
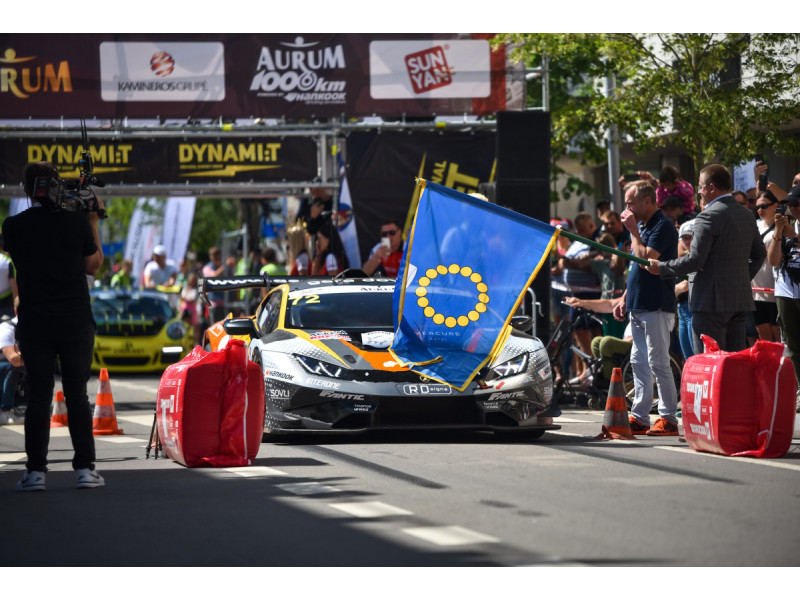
[{"x1": 290, "y1": 294, "x2": 320, "y2": 306}]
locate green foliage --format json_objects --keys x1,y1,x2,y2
[
  {"x1": 100, "y1": 197, "x2": 240, "y2": 263},
  {"x1": 495, "y1": 33, "x2": 800, "y2": 190},
  {"x1": 189, "y1": 198, "x2": 239, "y2": 260}
]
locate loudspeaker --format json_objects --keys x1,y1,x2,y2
[
  {"x1": 494, "y1": 181, "x2": 550, "y2": 222},
  {"x1": 496, "y1": 111, "x2": 550, "y2": 182},
  {"x1": 495, "y1": 112, "x2": 552, "y2": 341}
]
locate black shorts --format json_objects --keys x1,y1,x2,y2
[{"x1": 753, "y1": 300, "x2": 778, "y2": 326}]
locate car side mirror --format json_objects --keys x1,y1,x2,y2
[
  {"x1": 511, "y1": 315, "x2": 532, "y2": 331},
  {"x1": 223, "y1": 318, "x2": 257, "y2": 337}
]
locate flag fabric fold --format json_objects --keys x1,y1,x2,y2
[
  {"x1": 336, "y1": 152, "x2": 362, "y2": 270},
  {"x1": 390, "y1": 180, "x2": 559, "y2": 391}
]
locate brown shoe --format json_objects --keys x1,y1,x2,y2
[
  {"x1": 646, "y1": 417, "x2": 679, "y2": 436},
  {"x1": 628, "y1": 416, "x2": 649, "y2": 435}
]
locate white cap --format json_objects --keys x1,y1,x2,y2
[
  {"x1": 153, "y1": 244, "x2": 167, "y2": 256},
  {"x1": 679, "y1": 220, "x2": 695, "y2": 238}
]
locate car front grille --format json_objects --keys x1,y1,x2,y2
[
  {"x1": 100, "y1": 356, "x2": 152, "y2": 367},
  {"x1": 96, "y1": 322, "x2": 163, "y2": 337}
]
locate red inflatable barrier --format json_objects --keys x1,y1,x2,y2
[
  {"x1": 156, "y1": 339, "x2": 265, "y2": 467},
  {"x1": 681, "y1": 336, "x2": 797, "y2": 458}
]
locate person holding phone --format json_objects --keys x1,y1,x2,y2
[
  {"x1": 362, "y1": 219, "x2": 404, "y2": 277},
  {"x1": 767, "y1": 184, "x2": 800, "y2": 411}
]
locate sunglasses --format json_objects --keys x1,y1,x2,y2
[
  {"x1": 755, "y1": 204, "x2": 773, "y2": 210},
  {"x1": 381, "y1": 229, "x2": 398, "y2": 236}
]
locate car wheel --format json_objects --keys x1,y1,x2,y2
[{"x1": 621, "y1": 353, "x2": 682, "y2": 414}]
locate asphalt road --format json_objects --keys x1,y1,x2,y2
[{"x1": 1, "y1": 372, "x2": 799, "y2": 570}]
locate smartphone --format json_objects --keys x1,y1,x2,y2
[
  {"x1": 753, "y1": 153, "x2": 769, "y2": 191},
  {"x1": 381, "y1": 236, "x2": 391, "y2": 250}
]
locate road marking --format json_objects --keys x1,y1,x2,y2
[
  {"x1": 108, "y1": 381, "x2": 158, "y2": 393},
  {"x1": 224, "y1": 466, "x2": 287, "y2": 477},
  {"x1": 549, "y1": 430, "x2": 590, "y2": 438},
  {"x1": 657, "y1": 445, "x2": 800, "y2": 472},
  {"x1": 402, "y1": 525, "x2": 499, "y2": 546},
  {"x1": 328, "y1": 501, "x2": 413, "y2": 518},
  {"x1": 118, "y1": 415, "x2": 157, "y2": 427},
  {"x1": 276, "y1": 481, "x2": 342, "y2": 495},
  {"x1": 95, "y1": 435, "x2": 148, "y2": 444},
  {"x1": 0, "y1": 451, "x2": 26, "y2": 466},
  {"x1": 555, "y1": 417, "x2": 596, "y2": 423},
  {"x1": 606, "y1": 475, "x2": 700, "y2": 487}
]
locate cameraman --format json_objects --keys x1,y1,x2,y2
[
  {"x1": 768, "y1": 185, "x2": 800, "y2": 409},
  {"x1": 2, "y1": 161, "x2": 105, "y2": 491}
]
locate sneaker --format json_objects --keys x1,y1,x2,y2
[
  {"x1": 75, "y1": 468, "x2": 105, "y2": 489},
  {"x1": 646, "y1": 417, "x2": 679, "y2": 436},
  {"x1": 568, "y1": 372, "x2": 593, "y2": 389},
  {"x1": 628, "y1": 416, "x2": 650, "y2": 435},
  {"x1": 16, "y1": 470, "x2": 45, "y2": 492},
  {"x1": 0, "y1": 410, "x2": 14, "y2": 425},
  {"x1": 11, "y1": 406, "x2": 25, "y2": 423}
]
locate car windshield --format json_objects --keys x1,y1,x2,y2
[
  {"x1": 91, "y1": 292, "x2": 174, "y2": 322},
  {"x1": 285, "y1": 288, "x2": 394, "y2": 331}
]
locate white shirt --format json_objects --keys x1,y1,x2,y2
[
  {"x1": 0, "y1": 316, "x2": 17, "y2": 350},
  {"x1": 143, "y1": 259, "x2": 178, "y2": 286},
  {"x1": 0, "y1": 254, "x2": 13, "y2": 298}
]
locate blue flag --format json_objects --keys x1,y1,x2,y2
[{"x1": 390, "y1": 180, "x2": 559, "y2": 391}]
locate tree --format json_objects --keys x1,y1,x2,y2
[{"x1": 495, "y1": 33, "x2": 800, "y2": 189}]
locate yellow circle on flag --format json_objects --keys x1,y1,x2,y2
[{"x1": 414, "y1": 264, "x2": 491, "y2": 328}]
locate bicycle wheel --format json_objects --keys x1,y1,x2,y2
[{"x1": 621, "y1": 353, "x2": 682, "y2": 414}]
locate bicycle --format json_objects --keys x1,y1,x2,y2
[{"x1": 546, "y1": 305, "x2": 608, "y2": 410}]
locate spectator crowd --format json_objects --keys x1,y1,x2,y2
[{"x1": 555, "y1": 163, "x2": 800, "y2": 424}]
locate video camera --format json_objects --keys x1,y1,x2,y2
[{"x1": 31, "y1": 119, "x2": 107, "y2": 219}]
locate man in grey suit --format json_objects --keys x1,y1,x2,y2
[{"x1": 647, "y1": 164, "x2": 766, "y2": 353}]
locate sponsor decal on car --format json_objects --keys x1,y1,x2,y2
[
  {"x1": 265, "y1": 370, "x2": 294, "y2": 381},
  {"x1": 400, "y1": 383, "x2": 452, "y2": 395},
  {"x1": 306, "y1": 377, "x2": 341, "y2": 389},
  {"x1": 267, "y1": 388, "x2": 291, "y2": 399},
  {"x1": 319, "y1": 391, "x2": 365, "y2": 401},
  {"x1": 487, "y1": 391, "x2": 528, "y2": 401},
  {"x1": 309, "y1": 330, "x2": 351, "y2": 341},
  {"x1": 361, "y1": 331, "x2": 393, "y2": 348}
]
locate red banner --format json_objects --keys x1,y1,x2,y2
[{"x1": 0, "y1": 34, "x2": 522, "y2": 120}]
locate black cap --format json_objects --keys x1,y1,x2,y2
[{"x1": 785, "y1": 185, "x2": 800, "y2": 203}]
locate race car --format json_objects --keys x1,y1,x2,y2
[
  {"x1": 90, "y1": 288, "x2": 194, "y2": 373},
  {"x1": 201, "y1": 273, "x2": 559, "y2": 439}
]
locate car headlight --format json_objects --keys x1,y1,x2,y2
[
  {"x1": 166, "y1": 322, "x2": 186, "y2": 340},
  {"x1": 295, "y1": 355, "x2": 347, "y2": 378},
  {"x1": 487, "y1": 354, "x2": 528, "y2": 380}
]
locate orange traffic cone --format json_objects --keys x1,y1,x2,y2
[
  {"x1": 93, "y1": 368, "x2": 123, "y2": 436},
  {"x1": 50, "y1": 390, "x2": 68, "y2": 428},
  {"x1": 595, "y1": 367, "x2": 635, "y2": 440}
]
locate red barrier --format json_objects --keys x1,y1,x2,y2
[
  {"x1": 156, "y1": 339, "x2": 265, "y2": 467},
  {"x1": 681, "y1": 336, "x2": 796, "y2": 458}
]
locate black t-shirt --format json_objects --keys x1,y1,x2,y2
[{"x1": 2, "y1": 205, "x2": 97, "y2": 337}]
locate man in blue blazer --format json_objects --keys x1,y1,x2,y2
[{"x1": 648, "y1": 164, "x2": 766, "y2": 353}]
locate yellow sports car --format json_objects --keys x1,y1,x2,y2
[{"x1": 90, "y1": 288, "x2": 194, "y2": 373}]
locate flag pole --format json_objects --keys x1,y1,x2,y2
[{"x1": 557, "y1": 228, "x2": 649, "y2": 267}]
